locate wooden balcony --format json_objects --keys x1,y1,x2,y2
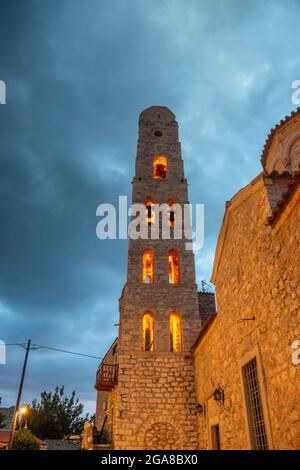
[{"x1": 95, "y1": 363, "x2": 118, "y2": 391}]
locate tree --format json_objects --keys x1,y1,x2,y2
[
  {"x1": 11, "y1": 428, "x2": 39, "y2": 450},
  {"x1": 25, "y1": 386, "x2": 89, "y2": 440}
]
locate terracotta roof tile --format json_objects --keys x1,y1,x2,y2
[{"x1": 260, "y1": 107, "x2": 300, "y2": 169}]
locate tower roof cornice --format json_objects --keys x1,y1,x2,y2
[{"x1": 139, "y1": 106, "x2": 177, "y2": 128}]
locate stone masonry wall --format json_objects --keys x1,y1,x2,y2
[
  {"x1": 194, "y1": 179, "x2": 300, "y2": 449},
  {"x1": 113, "y1": 107, "x2": 201, "y2": 449},
  {"x1": 198, "y1": 292, "x2": 216, "y2": 324},
  {"x1": 107, "y1": 387, "x2": 118, "y2": 446},
  {"x1": 114, "y1": 353, "x2": 198, "y2": 450}
]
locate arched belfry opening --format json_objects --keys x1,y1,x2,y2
[
  {"x1": 142, "y1": 248, "x2": 154, "y2": 284},
  {"x1": 169, "y1": 312, "x2": 182, "y2": 352},
  {"x1": 144, "y1": 197, "x2": 156, "y2": 225},
  {"x1": 142, "y1": 312, "x2": 154, "y2": 352},
  {"x1": 167, "y1": 199, "x2": 177, "y2": 228},
  {"x1": 153, "y1": 156, "x2": 167, "y2": 179},
  {"x1": 168, "y1": 249, "x2": 180, "y2": 284}
]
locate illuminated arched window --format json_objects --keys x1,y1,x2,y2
[
  {"x1": 142, "y1": 249, "x2": 154, "y2": 284},
  {"x1": 170, "y1": 312, "x2": 182, "y2": 352},
  {"x1": 142, "y1": 312, "x2": 154, "y2": 352},
  {"x1": 168, "y1": 250, "x2": 180, "y2": 284},
  {"x1": 167, "y1": 198, "x2": 176, "y2": 227},
  {"x1": 145, "y1": 198, "x2": 156, "y2": 225},
  {"x1": 153, "y1": 156, "x2": 167, "y2": 179}
]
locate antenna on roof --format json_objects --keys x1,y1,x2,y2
[{"x1": 200, "y1": 280, "x2": 214, "y2": 293}]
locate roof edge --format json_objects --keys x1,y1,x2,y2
[
  {"x1": 260, "y1": 107, "x2": 300, "y2": 169},
  {"x1": 191, "y1": 314, "x2": 217, "y2": 353},
  {"x1": 210, "y1": 173, "x2": 264, "y2": 284}
]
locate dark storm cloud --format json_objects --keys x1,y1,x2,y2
[{"x1": 1, "y1": 0, "x2": 300, "y2": 413}]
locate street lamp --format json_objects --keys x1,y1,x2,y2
[
  {"x1": 20, "y1": 405, "x2": 28, "y2": 415},
  {"x1": 19, "y1": 405, "x2": 29, "y2": 428},
  {"x1": 8, "y1": 339, "x2": 31, "y2": 449},
  {"x1": 213, "y1": 387, "x2": 224, "y2": 405},
  {"x1": 196, "y1": 403, "x2": 206, "y2": 415}
]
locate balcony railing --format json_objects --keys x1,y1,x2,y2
[{"x1": 95, "y1": 363, "x2": 118, "y2": 391}]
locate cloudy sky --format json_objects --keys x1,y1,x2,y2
[{"x1": 0, "y1": 0, "x2": 299, "y2": 415}]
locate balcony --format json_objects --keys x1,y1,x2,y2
[{"x1": 95, "y1": 363, "x2": 118, "y2": 391}]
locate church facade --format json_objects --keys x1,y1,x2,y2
[{"x1": 94, "y1": 106, "x2": 300, "y2": 450}]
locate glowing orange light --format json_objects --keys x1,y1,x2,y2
[
  {"x1": 167, "y1": 198, "x2": 177, "y2": 227},
  {"x1": 169, "y1": 209, "x2": 175, "y2": 227},
  {"x1": 20, "y1": 405, "x2": 29, "y2": 415},
  {"x1": 145, "y1": 198, "x2": 156, "y2": 225},
  {"x1": 153, "y1": 156, "x2": 167, "y2": 179},
  {"x1": 142, "y1": 249, "x2": 154, "y2": 284},
  {"x1": 170, "y1": 312, "x2": 182, "y2": 352},
  {"x1": 142, "y1": 313, "x2": 154, "y2": 351},
  {"x1": 168, "y1": 250, "x2": 180, "y2": 284}
]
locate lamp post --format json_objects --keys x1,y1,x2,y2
[
  {"x1": 8, "y1": 339, "x2": 31, "y2": 449},
  {"x1": 213, "y1": 387, "x2": 224, "y2": 405},
  {"x1": 196, "y1": 403, "x2": 206, "y2": 415}
]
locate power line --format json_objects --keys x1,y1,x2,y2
[
  {"x1": 35, "y1": 345, "x2": 103, "y2": 360},
  {"x1": 9, "y1": 339, "x2": 31, "y2": 449},
  {"x1": 6, "y1": 342, "x2": 103, "y2": 360},
  {"x1": 5, "y1": 338, "x2": 103, "y2": 446}
]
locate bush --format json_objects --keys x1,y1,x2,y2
[{"x1": 11, "y1": 428, "x2": 40, "y2": 450}]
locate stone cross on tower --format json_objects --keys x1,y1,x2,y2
[{"x1": 114, "y1": 106, "x2": 201, "y2": 449}]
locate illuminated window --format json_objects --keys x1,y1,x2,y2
[
  {"x1": 168, "y1": 250, "x2": 180, "y2": 284},
  {"x1": 170, "y1": 312, "x2": 182, "y2": 352},
  {"x1": 142, "y1": 249, "x2": 154, "y2": 284},
  {"x1": 153, "y1": 156, "x2": 167, "y2": 179},
  {"x1": 169, "y1": 209, "x2": 175, "y2": 227},
  {"x1": 142, "y1": 312, "x2": 154, "y2": 352},
  {"x1": 145, "y1": 198, "x2": 155, "y2": 225},
  {"x1": 167, "y1": 198, "x2": 177, "y2": 227}
]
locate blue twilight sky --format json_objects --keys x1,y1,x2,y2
[{"x1": 0, "y1": 0, "x2": 299, "y2": 415}]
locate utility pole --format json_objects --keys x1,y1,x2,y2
[{"x1": 8, "y1": 339, "x2": 31, "y2": 449}]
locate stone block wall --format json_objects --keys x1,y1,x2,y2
[
  {"x1": 194, "y1": 178, "x2": 300, "y2": 449},
  {"x1": 113, "y1": 353, "x2": 199, "y2": 450},
  {"x1": 119, "y1": 284, "x2": 200, "y2": 354},
  {"x1": 198, "y1": 292, "x2": 216, "y2": 324}
]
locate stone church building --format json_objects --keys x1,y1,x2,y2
[{"x1": 92, "y1": 106, "x2": 300, "y2": 450}]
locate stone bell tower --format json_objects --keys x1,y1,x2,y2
[{"x1": 113, "y1": 106, "x2": 201, "y2": 450}]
